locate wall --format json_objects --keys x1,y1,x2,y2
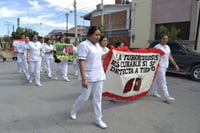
[
  {"x1": 130, "y1": 0, "x2": 152, "y2": 48},
  {"x1": 150, "y1": 0, "x2": 198, "y2": 41}
]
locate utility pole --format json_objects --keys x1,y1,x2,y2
[
  {"x1": 4, "y1": 21, "x2": 11, "y2": 36},
  {"x1": 66, "y1": 13, "x2": 69, "y2": 38},
  {"x1": 74, "y1": 0, "x2": 77, "y2": 40},
  {"x1": 101, "y1": 0, "x2": 104, "y2": 26}
]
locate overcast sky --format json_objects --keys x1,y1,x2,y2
[{"x1": 0, "y1": 0, "x2": 115, "y2": 36}]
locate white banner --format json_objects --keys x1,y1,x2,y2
[{"x1": 103, "y1": 46, "x2": 164, "y2": 101}]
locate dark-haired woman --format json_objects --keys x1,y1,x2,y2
[
  {"x1": 150, "y1": 34, "x2": 179, "y2": 102},
  {"x1": 70, "y1": 26, "x2": 107, "y2": 129},
  {"x1": 43, "y1": 38, "x2": 53, "y2": 78},
  {"x1": 99, "y1": 36, "x2": 109, "y2": 54}
]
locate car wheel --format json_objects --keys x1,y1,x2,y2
[{"x1": 191, "y1": 65, "x2": 200, "y2": 82}]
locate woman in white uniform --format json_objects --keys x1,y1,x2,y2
[
  {"x1": 99, "y1": 36, "x2": 109, "y2": 55},
  {"x1": 150, "y1": 34, "x2": 179, "y2": 102},
  {"x1": 73, "y1": 40, "x2": 79, "y2": 76},
  {"x1": 16, "y1": 34, "x2": 26, "y2": 72},
  {"x1": 26, "y1": 35, "x2": 43, "y2": 86},
  {"x1": 70, "y1": 26, "x2": 108, "y2": 129},
  {"x1": 21, "y1": 36, "x2": 30, "y2": 80},
  {"x1": 54, "y1": 37, "x2": 70, "y2": 81},
  {"x1": 43, "y1": 38, "x2": 53, "y2": 78}
]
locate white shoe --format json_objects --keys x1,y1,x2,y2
[
  {"x1": 164, "y1": 96, "x2": 175, "y2": 102},
  {"x1": 54, "y1": 77, "x2": 58, "y2": 80},
  {"x1": 36, "y1": 83, "x2": 42, "y2": 87},
  {"x1": 150, "y1": 92, "x2": 161, "y2": 98},
  {"x1": 29, "y1": 80, "x2": 32, "y2": 83},
  {"x1": 70, "y1": 111, "x2": 76, "y2": 120},
  {"x1": 95, "y1": 119, "x2": 108, "y2": 129},
  {"x1": 65, "y1": 78, "x2": 70, "y2": 82},
  {"x1": 75, "y1": 71, "x2": 78, "y2": 76}
]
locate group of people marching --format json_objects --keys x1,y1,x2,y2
[
  {"x1": 15, "y1": 34, "x2": 79, "y2": 87},
  {"x1": 13, "y1": 26, "x2": 179, "y2": 129}
]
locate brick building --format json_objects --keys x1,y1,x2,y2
[{"x1": 83, "y1": 0, "x2": 131, "y2": 47}]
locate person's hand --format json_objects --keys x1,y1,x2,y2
[
  {"x1": 27, "y1": 58, "x2": 30, "y2": 64},
  {"x1": 82, "y1": 79, "x2": 88, "y2": 89},
  {"x1": 175, "y1": 65, "x2": 179, "y2": 71}
]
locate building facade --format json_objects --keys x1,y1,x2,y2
[
  {"x1": 131, "y1": 0, "x2": 200, "y2": 51},
  {"x1": 84, "y1": 0, "x2": 131, "y2": 47}
]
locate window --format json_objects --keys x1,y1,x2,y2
[{"x1": 155, "y1": 22, "x2": 190, "y2": 40}]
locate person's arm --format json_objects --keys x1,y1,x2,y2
[
  {"x1": 26, "y1": 49, "x2": 30, "y2": 64},
  {"x1": 79, "y1": 59, "x2": 88, "y2": 89},
  {"x1": 169, "y1": 54, "x2": 179, "y2": 71},
  {"x1": 101, "y1": 52, "x2": 108, "y2": 60}
]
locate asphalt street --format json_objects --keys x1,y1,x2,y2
[{"x1": 0, "y1": 59, "x2": 200, "y2": 133}]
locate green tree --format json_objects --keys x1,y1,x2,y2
[
  {"x1": 159, "y1": 25, "x2": 181, "y2": 41},
  {"x1": 2, "y1": 35, "x2": 12, "y2": 42},
  {"x1": 97, "y1": 24, "x2": 105, "y2": 36},
  {"x1": 11, "y1": 27, "x2": 39, "y2": 40}
]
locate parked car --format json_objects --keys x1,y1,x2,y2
[{"x1": 148, "y1": 41, "x2": 200, "y2": 82}]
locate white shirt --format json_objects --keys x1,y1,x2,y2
[
  {"x1": 16, "y1": 41, "x2": 25, "y2": 53},
  {"x1": 154, "y1": 43, "x2": 170, "y2": 68},
  {"x1": 43, "y1": 43, "x2": 54, "y2": 59},
  {"x1": 100, "y1": 46, "x2": 109, "y2": 55},
  {"x1": 78, "y1": 39, "x2": 106, "y2": 82},
  {"x1": 27, "y1": 41, "x2": 42, "y2": 61},
  {"x1": 22, "y1": 42, "x2": 29, "y2": 58}
]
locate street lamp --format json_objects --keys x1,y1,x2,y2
[{"x1": 65, "y1": 13, "x2": 69, "y2": 38}]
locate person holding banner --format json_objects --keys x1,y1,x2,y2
[
  {"x1": 99, "y1": 36, "x2": 109, "y2": 55},
  {"x1": 70, "y1": 26, "x2": 108, "y2": 129},
  {"x1": 54, "y1": 36, "x2": 70, "y2": 81},
  {"x1": 26, "y1": 35, "x2": 43, "y2": 87},
  {"x1": 43, "y1": 38, "x2": 54, "y2": 78},
  {"x1": 150, "y1": 34, "x2": 179, "y2": 102}
]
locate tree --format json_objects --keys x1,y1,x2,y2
[
  {"x1": 11, "y1": 27, "x2": 39, "y2": 40},
  {"x1": 159, "y1": 25, "x2": 181, "y2": 41}
]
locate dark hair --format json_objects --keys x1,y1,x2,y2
[
  {"x1": 44, "y1": 38, "x2": 50, "y2": 43},
  {"x1": 99, "y1": 36, "x2": 107, "y2": 43},
  {"x1": 115, "y1": 41, "x2": 122, "y2": 48},
  {"x1": 87, "y1": 26, "x2": 99, "y2": 36},
  {"x1": 160, "y1": 34, "x2": 168, "y2": 39}
]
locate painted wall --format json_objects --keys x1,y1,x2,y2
[
  {"x1": 150, "y1": 0, "x2": 198, "y2": 41},
  {"x1": 130, "y1": 0, "x2": 152, "y2": 48}
]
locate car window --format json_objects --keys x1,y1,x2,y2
[{"x1": 167, "y1": 42, "x2": 182, "y2": 54}]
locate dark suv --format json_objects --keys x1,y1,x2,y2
[{"x1": 149, "y1": 41, "x2": 200, "y2": 82}]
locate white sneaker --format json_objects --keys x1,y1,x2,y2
[
  {"x1": 29, "y1": 80, "x2": 32, "y2": 83},
  {"x1": 95, "y1": 119, "x2": 108, "y2": 129},
  {"x1": 149, "y1": 92, "x2": 161, "y2": 98},
  {"x1": 36, "y1": 83, "x2": 42, "y2": 87},
  {"x1": 153, "y1": 93, "x2": 161, "y2": 98},
  {"x1": 54, "y1": 77, "x2": 58, "y2": 80},
  {"x1": 164, "y1": 96, "x2": 175, "y2": 102},
  {"x1": 65, "y1": 78, "x2": 70, "y2": 82},
  {"x1": 70, "y1": 111, "x2": 76, "y2": 120}
]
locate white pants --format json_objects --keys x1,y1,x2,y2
[
  {"x1": 55, "y1": 60, "x2": 68, "y2": 79},
  {"x1": 71, "y1": 81, "x2": 103, "y2": 121},
  {"x1": 73, "y1": 59, "x2": 79, "y2": 75},
  {"x1": 152, "y1": 67, "x2": 170, "y2": 98},
  {"x1": 29, "y1": 61, "x2": 41, "y2": 84},
  {"x1": 45, "y1": 58, "x2": 53, "y2": 77},
  {"x1": 21, "y1": 55, "x2": 29, "y2": 80},
  {"x1": 17, "y1": 53, "x2": 24, "y2": 72}
]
